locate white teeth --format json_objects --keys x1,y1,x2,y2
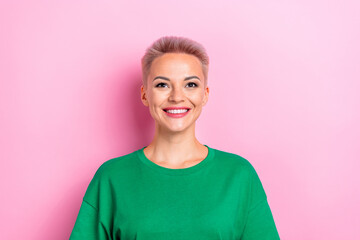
[{"x1": 166, "y1": 109, "x2": 189, "y2": 114}]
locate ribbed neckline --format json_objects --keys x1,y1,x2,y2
[{"x1": 136, "y1": 145, "x2": 215, "y2": 176}]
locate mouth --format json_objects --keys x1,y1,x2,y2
[
  {"x1": 162, "y1": 107, "x2": 191, "y2": 118},
  {"x1": 162, "y1": 108, "x2": 190, "y2": 114}
]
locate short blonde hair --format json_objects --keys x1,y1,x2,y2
[{"x1": 141, "y1": 36, "x2": 209, "y2": 88}]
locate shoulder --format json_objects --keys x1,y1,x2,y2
[
  {"x1": 211, "y1": 147, "x2": 267, "y2": 199},
  {"x1": 81, "y1": 150, "x2": 139, "y2": 208},
  {"x1": 82, "y1": 149, "x2": 140, "y2": 203},
  {"x1": 211, "y1": 147, "x2": 257, "y2": 173},
  {"x1": 91, "y1": 149, "x2": 139, "y2": 181}
]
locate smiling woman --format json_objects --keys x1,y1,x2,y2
[
  {"x1": 141, "y1": 52, "x2": 209, "y2": 138},
  {"x1": 69, "y1": 36, "x2": 280, "y2": 240}
]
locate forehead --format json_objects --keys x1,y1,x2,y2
[{"x1": 150, "y1": 53, "x2": 203, "y2": 75}]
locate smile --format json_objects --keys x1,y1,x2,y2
[{"x1": 162, "y1": 108, "x2": 190, "y2": 118}]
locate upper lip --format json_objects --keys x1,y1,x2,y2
[{"x1": 163, "y1": 107, "x2": 190, "y2": 111}]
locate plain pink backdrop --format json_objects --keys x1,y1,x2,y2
[{"x1": 1, "y1": 0, "x2": 359, "y2": 239}]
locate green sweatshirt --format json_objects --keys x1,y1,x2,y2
[{"x1": 69, "y1": 145, "x2": 280, "y2": 240}]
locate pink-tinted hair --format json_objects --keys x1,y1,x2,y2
[{"x1": 141, "y1": 36, "x2": 209, "y2": 88}]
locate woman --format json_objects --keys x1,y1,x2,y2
[{"x1": 70, "y1": 36, "x2": 280, "y2": 240}]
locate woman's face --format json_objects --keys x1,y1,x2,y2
[{"x1": 141, "y1": 53, "x2": 209, "y2": 133}]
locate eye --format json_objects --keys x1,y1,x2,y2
[
  {"x1": 155, "y1": 82, "x2": 168, "y2": 88},
  {"x1": 186, "y1": 82, "x2": 198, "y2": 88}
]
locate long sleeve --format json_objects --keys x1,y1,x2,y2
[
  {"x1": 241, "y1": 199, "x2": 280, "y2": 240},
  {"x1": 240, "y1": 164, "x2": 280, "y2": 240},
  {"x1": 69, "y1": 199, "x2": 110, "y2": 240},
  {"x1": 69, "y1": 162, "x2": 112, "y2": 240}
]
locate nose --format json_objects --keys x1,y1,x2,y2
[{"x1": 168, "y1": 85, "x2": 185, "y2": 102}]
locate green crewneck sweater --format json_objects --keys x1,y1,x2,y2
[{"x1": 69, "y1": 145, "x2": 280, "y2": 240}]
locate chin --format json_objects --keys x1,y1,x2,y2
[{"x1": 167, "y1": 123, "x2": 195, "y2": 133}]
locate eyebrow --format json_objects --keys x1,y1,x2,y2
[{"x1": 153, "y1": 76, "x2": 200, "y2": 81}]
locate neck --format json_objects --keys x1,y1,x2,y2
[{"x1": 144, "y1": 123, "x2": 206, "y2": 166}]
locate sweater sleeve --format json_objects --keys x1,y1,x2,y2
[
  {"x1": 240, "y1": 164, "x2": 280, "y2": 240},
  {"x1": 69, "y1": 199, "x2": 110, "y2": 240},
  {"x1": 69, "y1": 163, "x2": 112, "y2": 240}
]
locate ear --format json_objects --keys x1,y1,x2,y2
[
  {"x1": 202, "y1": 85, "x2": 209, "y2": 106},
  {"x1": 140, "y1": 85, "x2": 149, "y2": 107}
]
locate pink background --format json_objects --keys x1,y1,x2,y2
[{"x1": 1, "y1": 0, "x2": 359, "y2": 239}]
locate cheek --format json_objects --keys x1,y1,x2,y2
[
  {"x1": 187, "y1": 91, "x2": 205, "y2": 103},
  {"x1": 148, "y1": 90, "x2": 167, "y2": 109}
]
